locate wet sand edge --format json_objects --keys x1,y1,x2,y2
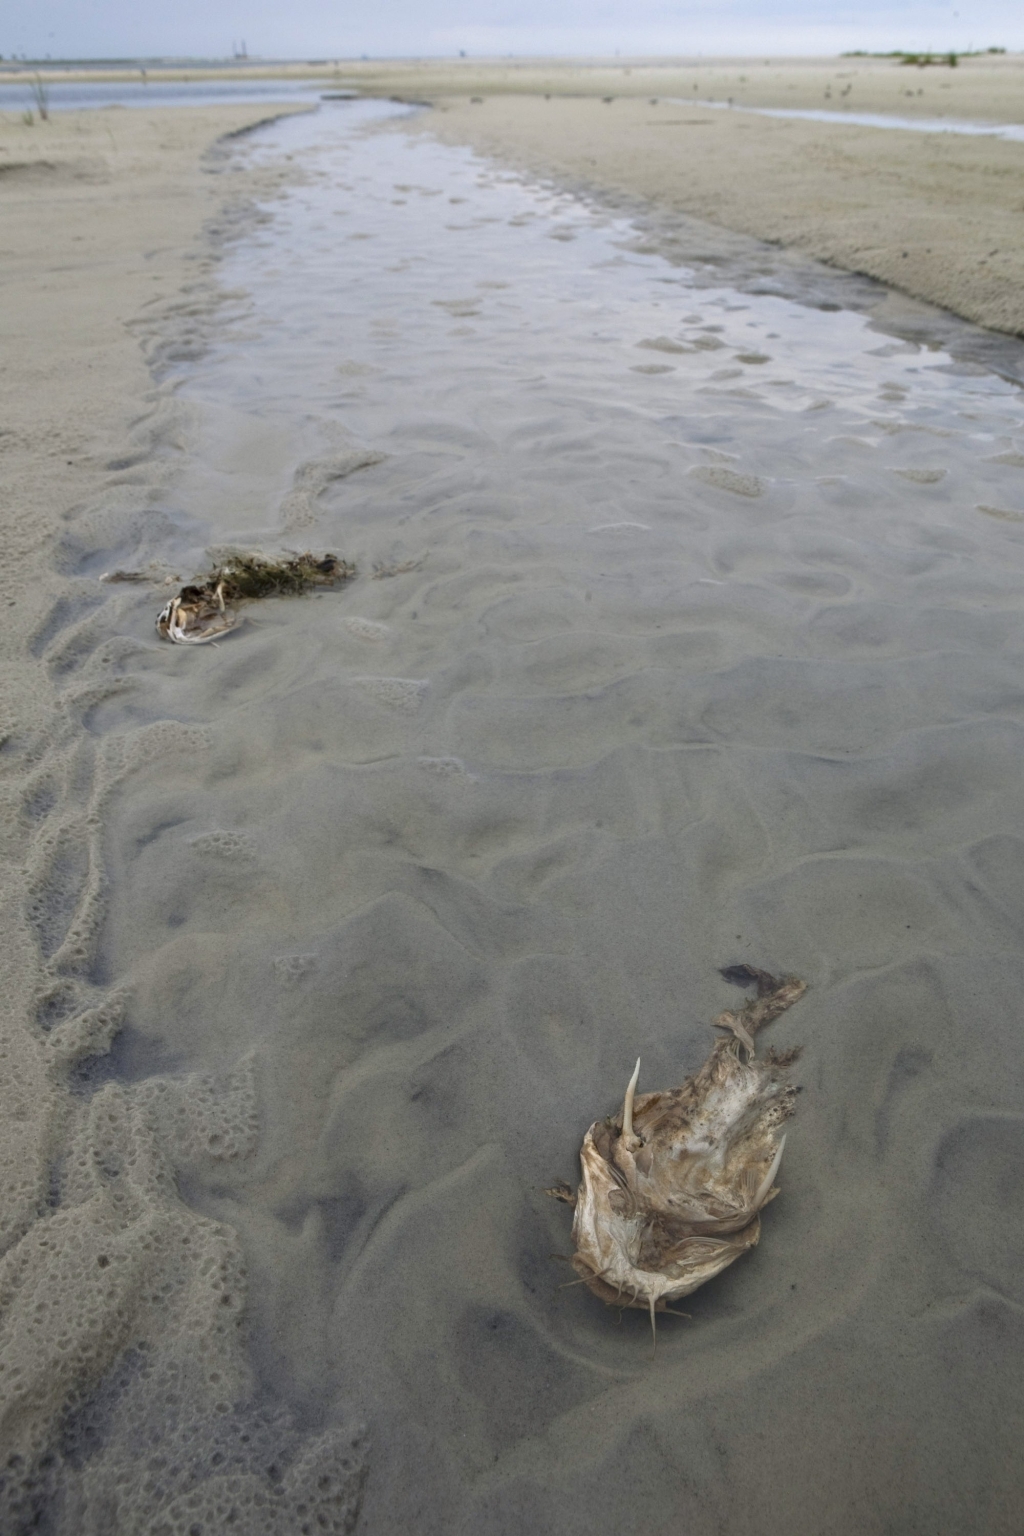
[
  {"x1": 395, "y1": 78, "x2": 1024, "y2": 339},
  {"x1": 0, "y1": 96, "x2": 311, "y2": 1467}
]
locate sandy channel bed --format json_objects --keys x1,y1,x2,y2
[
  {"x1": 341, "y1": 53, "x2": 1024, "y2": 337},
  {"x1": 2, "y1": 74, "x2": 1024, "y2": 1535}
]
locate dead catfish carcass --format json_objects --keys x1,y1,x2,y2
[
  {"x1": 156, "y1": 550, "x2": 355, "y2": 645},
  {"x1": 550, "y1": 967, "x2": 806, "y2": 1339}
]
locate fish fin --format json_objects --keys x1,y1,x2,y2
[
  {"x1": 753, "y1": 1136, "x2": 786, "y2": 1210},
  {"x1": 712, "y1": 1010, "x2": 757, "y2": 1058},
  {"x1": 544, "y1": 1181, "x2": 577, "y2": 1206}
]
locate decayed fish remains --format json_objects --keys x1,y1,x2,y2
[
  {"x1": 550, "y1": 967, "x2": 807, "y2": 1338},
  {"x1": 156, "y1": 551, "x2": 355, "y2": 644}
]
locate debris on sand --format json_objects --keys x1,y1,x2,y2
[
  {"x1": 100, "y1": 564, "x2": 179, "y2": 585},
  {"x1": 101, "y1": 568, "x2": 157, "y2": 584},
  {"x1": 371, "y1": 558, "x2": 423, "y2": 579},
  {"x1": 156, "y1": 551, "x2": 355, "y2": 645},
  {"x1": 549, "y1": 967, "x2": 806, "y2": 1343}
]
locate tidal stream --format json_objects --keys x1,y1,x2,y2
[{"x1": 33, "y1": 98, "x2": 1024, "y2": 1534}]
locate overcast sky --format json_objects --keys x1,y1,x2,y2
[{"x1": 5, "y1": 0, "x2": 1021, "y2": 64}]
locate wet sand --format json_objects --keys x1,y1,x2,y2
[
  {"x1": 348, "y1": 53, "x2": 1024, "y2": 337},
  {"x1": 3, "y1": 79, "x2": 1024, "y2": 1535},
  {"x1": 0, "y1": 100, "x2": 366, "y2": 1531}
]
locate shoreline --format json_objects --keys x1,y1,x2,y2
[
  {"x1": 3, "y1": 52, "x2": 1024, "y2": 122},
  {"x1": 0, "y1": 96, "x2": 308, "y2": 1471},
  {"x1": 345, "y1": 53, "x2": 1024, "y2": 339},
  {"x1": 384, "y1": 59, "x2": 1024, "y2": 338},
  {"x1": 4, "y1": 57, "x2": 1022, "y2": 335},
  {"x1": 424, "y1": 94, "x2": 1024, "y2": 338}
]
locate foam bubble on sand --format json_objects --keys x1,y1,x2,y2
[
  {"x1": 63, "y1": 1378, "x2": 366, "y2": 1536},
  {"x1": 0, "y1": 1050, "x2": 367, "y2": 1531},
  {"x1": 340, "y1": 615, "x2": 390, "y2": 641},
  {"x1": 416, "y1": 755, "x2": 473, "y2": 779},
  {"x1": 135, "y1": 1054, "x2": 260, "y2": 1164},
  {"x1": 0, "y1": 102, "x2": 377, "y2": 1535},
  {"x1": 893, "y1": 466, "x2": 947, "y2": 484},
  {"x1": 586, "y1": 521, "x2": 652, "y2": 533},
  {"x1": 335, "y1": 359, "x2": 378, "y2": 376},
  {"x1": 350, "y1": 676, "x2": 427, "y2": 711},
  {"x1": 273, "y1": 952, "x2": 320, "y2": 984},
  {"x1": 636, "y1": 335, "x2": 691, "y2": 354},
  {"x1": 279, "y1": 447, "x2": 385, "y2": 530},
  {"x1": 690, "y1": 464, "x2": 768, "y2": 497},
  {"x1": 189, "y1": 830, "x2": 258, "y2": 861}
]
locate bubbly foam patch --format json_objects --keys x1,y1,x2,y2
[
  {"x1": 0, "y1": 1048, "x2": 367, "y2": 1533},
  {"x1": 340, "y1": 616, "x2": 390, "y2": 642},
  {"x1": 689, "y1": 464, "x2": 768, "y2": 498},
  {"x1": 7, "y1": 1346, "x2": 365, "y2": 1535},
  {"x1": 350, "y1": 676, "x2": 427, "y2": 712},
  {"x1": 189, "y1": 830, "x2": 259, "y2": 862}
]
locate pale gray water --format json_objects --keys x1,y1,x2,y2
[
  {"x1": 692, "y1": 97, "x2": 1024, "y2": 140},
  {"x1": 29, "y1": 97, "x2": 1024, "y2": 1534},
  {"x1": 0, "y1": 77, "x2": 322, "y2": 112}
]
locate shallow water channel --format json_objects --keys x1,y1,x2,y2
[
  {"x1": 61, "y1": 98, "x2": 1024, "y2": 1533},
  {"x1": 697, "y1": 97, "x2": 1024, "y2": 140}
]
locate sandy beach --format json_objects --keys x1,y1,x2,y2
[
  {"x1": 2, "y1": 66, "x2": 1024, "y2": 1533},
  {"x1": 0, "y1": 98, "x2": 374, "y2": 1529},
  {"x1": 353, "y1": 53, "x2": 1024, "y2": 337}
]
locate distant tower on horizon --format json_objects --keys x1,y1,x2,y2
[{"x1": 233, "y1": 39, "x2": 248, "y2": 59}]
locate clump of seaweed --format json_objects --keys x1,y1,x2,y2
[
  {"x1": 156, "y1": 550, "x2": 355, "y2": 645},
  {"x1": 549, "y1": 966, "x2": 806, "y2": 1345}
]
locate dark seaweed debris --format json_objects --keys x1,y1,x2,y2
[
  {"x1": 157, "y1": 551, "x2": 355, "y2": 645},
  {"x1": 198, "y1": 550, "x2": 355, "y2": 602},
  {"x1": 719, "y1": 963, "x2": 779, "y2": 995}
]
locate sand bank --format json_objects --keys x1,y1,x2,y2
[
  {"x1": 0, "y1": 100, "x2": 365, "y2": 1531},
  {"x1": 342, "y1": 54, "x2": 1024, "y2": 337},
  {"x1": 0, "y1": 99, "x2": 289, "y2": 1262}
]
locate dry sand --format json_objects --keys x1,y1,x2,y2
[
  {"x1": 345, "y1": 53, "x2": 1024, "y2": 336},
  {"x1": 3, "y1": 67, "x2": 1024, "y2": 1534}
]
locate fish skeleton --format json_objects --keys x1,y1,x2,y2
[{"x1": 550, "y1": 967, "x2": 807, "y2": 1343}]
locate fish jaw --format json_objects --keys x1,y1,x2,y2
[
  {"x1": 570, "y1": 1129, "x2": 763, "y2": 1310},
  {"x1": 156, "y1": 595, "x2": 239, "y2": 645}
]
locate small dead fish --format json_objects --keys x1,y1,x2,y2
[
  {"x1": 156, "y1": 586, "x2": 239, "y2": 645},
  {"x1": 156, "y1": 551, "x2": 355, "y2": 645},
  {"x1": 550, "y1": 968, "x2": 806, "y2": 1343}
]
